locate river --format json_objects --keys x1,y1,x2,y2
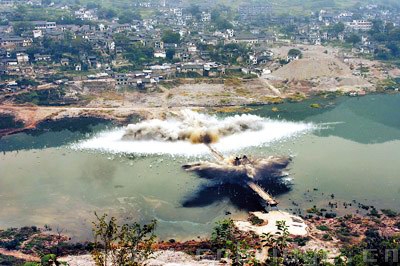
[{"x1": 1, "y1": 93, "x2": 399, "y2": 241}]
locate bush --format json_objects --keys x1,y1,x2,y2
[
  {"x1": 381, "y1": 209, "x2": 397, "y2": 217},
  {"x1": 316, "y1": 225, "x2": 330, "y2": 231},
  {"x1": 248, "y1": 214, "x2": 264, "y2": 225},
  {"x1": 368, "y1": 208, "x2": 381, "y2": 218},
  {"x1": 91, "y1": 213, "x2": 157, "y2": 266},
  {"x1": 211, "y1": 219, "x2": 258, "y2": 265},
  {"x1": 324, "y1": 212, "x2": 337, "y2": 219}
]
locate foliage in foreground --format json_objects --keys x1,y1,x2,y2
[
  {"x1": 211, "y1": 218, "x2": 261, "y2": 265},
  {"x1": 91, "y1": 213, "x2": 157, "y2": 266}
]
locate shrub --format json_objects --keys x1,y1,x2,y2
[
  {"x1": 91, "y1": 213, "x2": 157, "y2": 266},
  {"x1": 316, "y1": 225, "x2": 330, "y2": 231},
  {"x1": 248, "y1": 214, "x2": 264, "y2": 226},
  {"x1": 211, "y1": 219, "x2": 259, "y2": 265},
  {"x1": 381, "y1": 209, "x2": 397, "y2": 217},
  {"x1": 324, "y1": 212, "x2": 337, "y2": 219}
]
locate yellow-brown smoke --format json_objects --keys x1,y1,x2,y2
[{"x1": 189, "y1": 130, "x2": 220, "y2": 144}]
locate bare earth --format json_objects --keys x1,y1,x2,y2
[{"x1": 1, "y1": 44, "x2": 398, "y2": 136}]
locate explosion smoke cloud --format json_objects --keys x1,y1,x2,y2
[
  {"x1": 73, "y1": 109, "x2": 316, "y2": 156},
  {"x1": 122, "y1": 110, "x2": 264, "y2": 144}
]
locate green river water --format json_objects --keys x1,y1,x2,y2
[{"x1": 0, "y1": 94, "x2": 399, "y2": 241}]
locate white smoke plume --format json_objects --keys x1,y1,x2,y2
[
  {"x1": 122, "y1": 110, "x2": 264, "y2": 144},
  {"x1": 73, "y1": 109, "x2": 316, "y2": 156}
]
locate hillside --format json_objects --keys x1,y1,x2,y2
[{"x1": 185, "y1": 0, "x2": 400, "y2": 13}]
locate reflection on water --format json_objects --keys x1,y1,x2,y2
[
  {"x1": 1, "y1": 94, "x2": 400, "y2": 241},
  {"x1": 182, "y1": 181, "x2": 291, "y2": 211},
  {"x1": 0, "y1": 117, "x2": 113, "y2": 152},
  {"x1": 254, "y1": 93, "x2": 400, "y2": 144}
]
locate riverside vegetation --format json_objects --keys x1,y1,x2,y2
[{"x1": 1, "y1": 207, "x2": 396, "y2": 265}]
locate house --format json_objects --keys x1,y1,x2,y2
[
  {"x1": 232, "y1": 33, "x2": 259, "y2": 45},
  {"x1": 201, "y1": 12, "x2": 211, "y2": 22},
  {"x1": 347, "y1": 20, "x2": 372, "y2": 31},
  {"x1": 187, "y1": 43, "x2": 197, "y2": 54},
  {"x1": 115, "y1": 73, "x2": 130, "y2": 85},
  {"x1": 60, "y1": 58, "x2": 70, "y2": 66},
  {"x1": 180, "y1": 63, "x2": 204, "y2": 76},
  {"x1": 1, "y1": 58, "x2": 18, "y2": 66},
  {"x1": 154, "y1": 41, "x2": 164, "y2": 49},
  {"x1": 238, "y1": 3, "x2": 271, "y2": 22},
  {"x1": 0, "y1": 0, "x2": 41, "y2": 6},
  {"x1": 0, "y1": 25, "x2": 13, "y2": 34},
  {"x1": 34, "y1": 54, "x2": 51, "y2": 62},
  {"x1": 16, "y1": 53, "x2": 29, "y2": 64},
  {"x1": 110, "y1": 23, "x2": 132, "y2": 33},
  {"x1": 74, "y1": 8, "x2": 98, "y2": 21},
  {"x1": 87, "y1": 56, "x2": 100, "y2": 68},
  {"x1": 154, "y1": 50, "x2": 166, "y2": 58},
  {"x1": 32, "y1": 21, "x2": 56, "y2": 30},
  {"x1": 172, "y1": 8, "x2": 182, "y2": 17},
  {"x1": 0, "y1": 36, "x2": 32, "y2": 48},
  {"x1": 32, "y1": 30, "x2": 42, "y2": 38}
]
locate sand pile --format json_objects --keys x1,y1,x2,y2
[{"x1": 272, "y1": 58, "x2": 351, "y2": 80}]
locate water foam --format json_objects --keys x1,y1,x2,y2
[{"x1": 72, "y1": 111, "x2": 316, "y2": 156}]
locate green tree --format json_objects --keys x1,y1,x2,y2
[
  {"x1": 13, "y1": 21, "x2": 34, "y2": 36},
  {"x1": 288, "y1": 48, "x2": 302, "y2": 58},
  {"x1": 119, "y1": 10, "x2": 142, "y2": 24},
  {"x1": 166, "y1": 49, "x2": 175, "y2": 60},
  {"x1": 91, "y1": 213, "x2": 157, "y2": 266},
  {"x1": 162, "y1": 30, "x2": 181, "y2": 44},
  {"x1": 187, "y1": 4, "x2": 201, "y2": 20},
  {"x1": 98, "y1": 8, "x2": 117, "y2": 19},
  {"x1": 345, "y1": 34, "x2": 361, "y2": 45},
  {"x1": 211, "y1": 219, "x2": 259, "y2": 265},
  {"x1": 329, "y1": 22, "x2": 345, "y2": 35}
]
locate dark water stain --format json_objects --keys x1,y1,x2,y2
[{"x1": 182, "y1": 180, "x2": 291, "y2": 211}]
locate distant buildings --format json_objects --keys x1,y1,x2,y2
[
  {"x1": 347, "y1": 20, "x2": 373, "y2": 31},
  {"x1": 32, "y1": 21, "x2": 56, "y2": 30},
  {"x1": 238, "y1": 3, "x2": 271, "y2": 22},
  {"x1": 0, "y1": 0, "x2": 41, "y2": 6}
]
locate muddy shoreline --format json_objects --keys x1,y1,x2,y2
[{"x1": 0, "y1": 91, "x2": 344, "y2": 138}]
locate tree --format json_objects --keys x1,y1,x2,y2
[
  {"x1": 86, "y1": 2, "x2": 100, "y2": 9},
  {"x1": 92, "y1": 213, "x2": 157, "y2": 266},
  {"x1": 119, "y1": 10, "x2": 142, "y2": 24},
  {"x1": 329, "y1": 22, "x2": 345, "y2": 35},
  {"x1": 288, "y1": 49, "x2": 302, "y2": 58},
  {"x1": 166, "y1": 49, "x2": 175, "y2": 60},
  {"x1": 98, "y1": 8, "x2": 117, "y2": 19},
  {"x1": 187, "y1": 4, "x2": 201, "y2": 20},
  {"x1": 13, "y1": 21, "x2": 34, "y2": 36},
  {"x1": 387, "y1": 42, "x2": 400, "y2": 57},
  {"x1": 211, "y1": 219, "x2": 259, "y2": 265},
  {"x1": 345, "y1": 34, "x2": 361, "y2": 45},
  {"x1": 261, "y1": 221, "x2": 329, "y2": 265},
  {"x1": 214, "y1": 18, "x2": 233, "y2": 31},
  {"x1": 162, "y1": 30, "x2": 181, "y2": 44}
]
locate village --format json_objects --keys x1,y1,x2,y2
[{"x1": 0, "y1": 0, "x2": 400, "y2": 102}]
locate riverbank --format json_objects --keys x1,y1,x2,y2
[
  {"x1": 0, "y1": 88, "x2": 380, "y2": 139},
  {"x1": 1, "y1": 208, "x2": 399, "y2": 265}
]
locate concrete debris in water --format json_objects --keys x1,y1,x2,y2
[
  {"x1": 182, "y1": 155, "x2": 291, "y2": 183},
  {"x1": 183, "y1": 149, "x2": 292, "y2": 208}
]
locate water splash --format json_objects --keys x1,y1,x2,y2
[{"x1": 72, "y1": 110, "x2": 316, "y2": 156}]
